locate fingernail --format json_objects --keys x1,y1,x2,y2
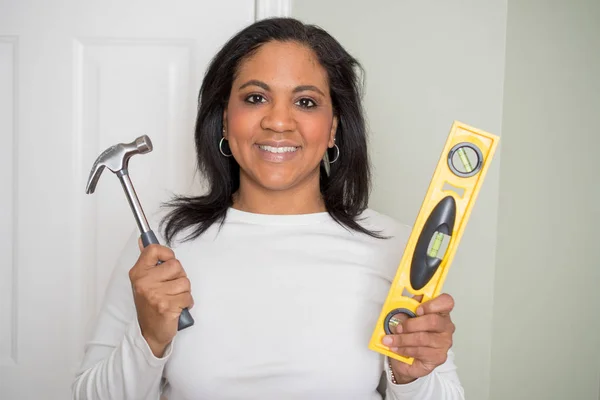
[
  {"x1": 382, "y1": 336, "x2": 393, "y2": 346},
  {"x1": 417, "y1": 307, "x2": 424, "y2": 316}
]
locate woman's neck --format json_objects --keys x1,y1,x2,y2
[{"x1": 232, "y1": 173, "x2": 326, "y2": 215}]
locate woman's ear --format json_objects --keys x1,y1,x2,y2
[
  {"x1": 329, "y1": 116, "x2": 338, "y2": 147},
  {"x1": 222, "y1": 108, "x2": 228, "y2": 139}
]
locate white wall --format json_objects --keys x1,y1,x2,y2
[
  {"x1": 490, "y1": 1, "x2": 600, "y2": 399},
  {"x1": 292, "y1": 2, "x2": 507, "y2": 399}
]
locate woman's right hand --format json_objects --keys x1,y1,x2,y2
[{"x1": 128, "y1": 242, "x2": 194, "y2": 358}]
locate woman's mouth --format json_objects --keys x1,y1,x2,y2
[
  {"x1": 255, "y1": 144, "x2": 300, "y2": 162},
  {"x1": 258, "y1": 145, "x2": 299, "y2": 154}
]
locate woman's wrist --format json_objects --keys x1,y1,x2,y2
[
  {"x1": 142, "y1": 333, "x2": 170, "y2": 358},
  {"x1": 389, "y1": 359, "x2": 417, "y2": 385}
]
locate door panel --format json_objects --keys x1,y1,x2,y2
[{"x1": 75, "y1": 38, "x2": 196, "y2": 330}]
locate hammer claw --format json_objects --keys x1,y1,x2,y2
[{"x1": 85, "y1": 163, "x2": 105, "y2": 194}]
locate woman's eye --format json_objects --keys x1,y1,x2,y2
[
  {"x1": 246, "y1": 94, "x2": 266, "y2": 104},
  {"x1": 296, "y1": 98, "x2": 316, "y2": 108}
]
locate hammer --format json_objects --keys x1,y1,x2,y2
[{"x1": 85, "y1": 135, "x2": 194, "y2": 331}]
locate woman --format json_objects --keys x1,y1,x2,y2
[{"x1": 73, "y1": 17, "x2": 464, "y2": 399}]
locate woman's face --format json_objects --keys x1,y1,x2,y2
[{"x1": 223, "y1": 40, "x2": 337, "y2": 195}]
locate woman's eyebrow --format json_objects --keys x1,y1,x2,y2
[
  {"x1": 238, "y1": 79, "x2": 270, "y2": 91},
  {"x1": 238, "y1": 80, "x2": 325, "y2": 97},
  {"x1": 293, "y1": 85, "x2": 325, "y2": 97}
]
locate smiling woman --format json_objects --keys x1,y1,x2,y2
[
  {"x1": 223, "y1": 40, "x2": 338, "y2": 213},
  {"x1": 72, "y1": 17, "x2": 465, "y2": 400},
  {"x1": 160, "y1": 17, "x2": 377, "y2": 241}
]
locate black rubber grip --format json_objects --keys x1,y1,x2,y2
[
  {"x1": 410, "y1": 196, "x2": 456, "y2": 290},
  {"x1": 177, "y1": 308, "x2": 194, "y2": 330},
  {"x1": 140, "y1": 229, "x2": 195, "y2": 331}
]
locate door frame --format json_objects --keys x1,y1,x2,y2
[{"x1": 255, "y1": 0, "x2": 292, "y2": 19}]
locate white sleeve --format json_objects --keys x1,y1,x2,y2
[
  {"x1": 71, "y1": 230, "x2": 174, "y2": 400},
  {"x1": 384, "y1": 349, "x2": 465, "y2": 400}
]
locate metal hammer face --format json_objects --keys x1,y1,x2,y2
[{"x1": 85, "y1": 135, "x2": 153, "y2": 194}]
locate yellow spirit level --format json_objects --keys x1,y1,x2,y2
[{"x1": 368, "y1": 121, "x2": 499, "y2": 365}]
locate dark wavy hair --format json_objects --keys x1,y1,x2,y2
[{"x1": 161, "y1": 17, "x2": 382, "y2": 245}]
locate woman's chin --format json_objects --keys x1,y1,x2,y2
[
  {"x1": 255, "y1": 177, "x2": 299, "y2": 192},
  {"x1": 253, "y1": 171, "x2": 307, "y2": 192},
  {"x1": 242, "y1": 165, "x2": 320, "y2": 193}
]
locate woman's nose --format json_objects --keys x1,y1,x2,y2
[{"x1": 260, "y1": 101, "x2": 296, "y2": 133}]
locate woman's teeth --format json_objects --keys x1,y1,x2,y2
[{"x1": 258, "y1": 145, "x2": 298, "y2": 153}]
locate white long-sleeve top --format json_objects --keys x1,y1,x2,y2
[{"x1": 73, "y1": 207, "x2": 465, "y2": 399}]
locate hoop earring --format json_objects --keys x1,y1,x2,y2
[
  {"x1": 329, "y1": 144, "x2": 339, "y2": 163},
  {"x1": 219, "y1": 137, "x2": 232, "y2": 157}
]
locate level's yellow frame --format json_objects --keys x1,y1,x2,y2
[{"x1": 368, "y1": 121, "x2": 500, "y2": 365}]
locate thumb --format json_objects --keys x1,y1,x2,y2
[
  {"x1": 138, "y1": 237, "x2": 144, "y2": 252},
  {"x1": 417, "y1": 293, "x2": 455, "y2": 316}
]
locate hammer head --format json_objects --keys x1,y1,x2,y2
[{"x1": 85, "y1": 135, "x2": 153, "y2": 194}]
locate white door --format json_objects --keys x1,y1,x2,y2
[{"x1": 0, "y1": 1, "x2": 287, "y2": 398}]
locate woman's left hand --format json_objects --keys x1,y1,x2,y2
[{"x1": 382, "y1": 293, "x2": 456, "y2": 384}]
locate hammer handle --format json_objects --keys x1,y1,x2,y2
[{"x1": 140, "y1": 230, "x2": 195, "y2": 331}]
